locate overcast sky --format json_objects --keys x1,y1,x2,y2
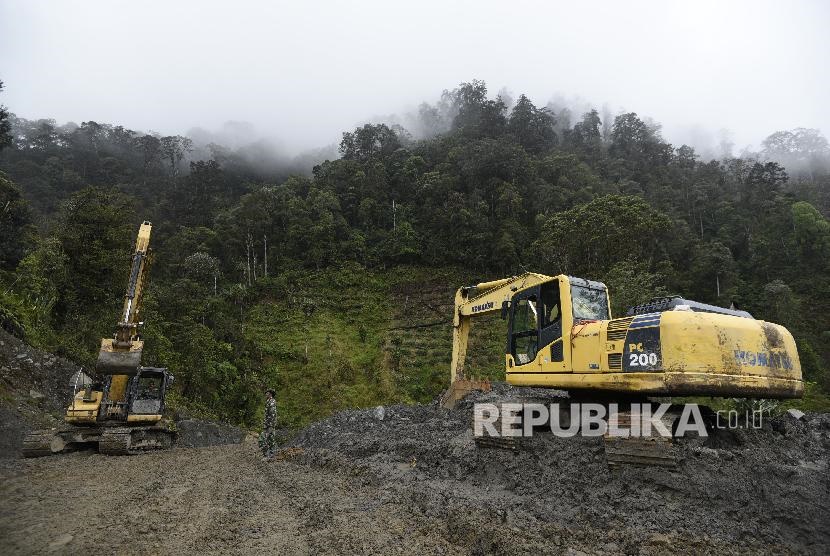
[{"x1": 1, "y1": 0, "x2": 828, "y2": 155}]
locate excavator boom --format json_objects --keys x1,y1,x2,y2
[
  {"x1": 96, "y1": 220, "x2": 153, "y2": 375},
  {"x1": 450, "y1": 273, "x2": 553, "y2": 383},
  {"x1": 442, "y1": 272, "x2": 554, "y2": 407}
]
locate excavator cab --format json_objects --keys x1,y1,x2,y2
[
  {"x1": 127, "y1": 367, "x2": 173, "y2": 420},
  {"x1": 506, "y1": 277, "x2": 610, "y2": 371}
]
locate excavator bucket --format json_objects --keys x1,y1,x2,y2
[
  {"x1": 440, "y1": 377, "x2": 491, "y2": 409},
  {"x1": 96, "y1": 339, "x2": 143, "y2": 375}
]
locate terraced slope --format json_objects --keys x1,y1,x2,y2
[{"x1": 242, "y1": 266, "x2": 507, "y2": 427}]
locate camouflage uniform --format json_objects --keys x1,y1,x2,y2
[{"x1": 259, "y1": 397, "x2": 277, "y2": 457}]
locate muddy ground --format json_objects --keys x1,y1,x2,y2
[
  {"x1": 1, "y1": 328, "x2": 829, "y2": 554},
  {"x1": 2, "y1": 401, "x2": 828, "y2": 555},
  {"x1": 285, "y1": 389, "x2": 830, "y2": 555}
]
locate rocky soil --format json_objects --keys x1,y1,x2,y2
[
  {"x1": 0, "y1": 330, "x2": 79, "y2": 458},
  {"x1": 1, "y1": 329, "x2": 828, "y2": 554},
  {"x1": 286, "y1": 388, "x2": 830, "y2": 555}
]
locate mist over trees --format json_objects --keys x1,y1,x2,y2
[{"x1": 1, "y1": 79, "x2": 829, "y2": 423}]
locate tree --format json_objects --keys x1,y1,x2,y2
[
  {"x1": 791, "y1": 201, "x2": 830, "y2": 265},
  {"x1": 415, "y1": 102, "x2": 446, "y2": 137},
  {"x1": 160, "y1": 135, "x2": 193, "y2": 177},
  {"x1": 446, "y1": 80, "x2": 507, "y2": 139},
  {"x1": 134, "y1": 134, "x2": 162, "y2": 175},
  {"x1": 610, "y1": 112, "x2": 651, "y2": 158},
  {"x1": 184, "y1": 252, "x2": 221, "y2": 291},
  {"x1": 380, "y1": 220, "x2": 421, "y2": 263},
  {"x1": 534, "y1": 195, "x2": 672, "y2": 277},
  {"x1": 53, "y1": 187, "x2": 137, "y2": 349},
  {"x1": 762, "y1": 128, "x2": 829, "y2": 160},
  {"x1": 339, "y1": 124, "x2": 402, "y2": 162},
  {"x1": 32, "y1": 119, "x2": 59, "y2": 152},
  {"x1": 568, "y1": 109, "x2": 602, "y2": 158},
  {"x1": 761, "y1": 128, "x2": 830, "y2": 179},
  {"x1": 762, "y1": 279, "x2": 800, "y2": 330},
  {"x1": 602, "y1": 259, "x2": 669, "y2": 317},
  {"x1": 609, "y1": 112, "x2": 672, "y2": 173},
  {"x1": 507, "y1": 95, "x2": 557, "y2": 154},
  {"x1": 170, "y1": 159, "x2": 225, "y2": 226},
  {"x1": 0, "y1": 172, "x2": 35, "y2": 269},
  {"x1": 15, "y1": 237, "x2": 68, "y2": 329},
  {"x1": 688, "y1": 241, "x2": 737, "y2": 302},
  {"x1": 742, "y1": 161, "x2": 787, "y2": 211},
  {"x1": 0, "y1": 80, "x2": 11, "y2": 151}
]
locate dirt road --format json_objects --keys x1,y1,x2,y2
[
  {"x1": 3, "y1": 406, "x2": 828, "y2": 556},
  {"x1": 0, "y1": 442, "x2": 459, "y2": 555}
]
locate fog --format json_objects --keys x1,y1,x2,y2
[{"x1": 1, "y1": 0, "x2": 828, "y2": 156}]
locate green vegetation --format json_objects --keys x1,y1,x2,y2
[{"x1": 1, "y1": 80, "x2": 829, "y2": 426}]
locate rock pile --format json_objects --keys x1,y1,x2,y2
[{"x1": 288, "y1": 384, "x2": 830, "y2": 554}]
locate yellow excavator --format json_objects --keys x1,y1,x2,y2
[
  {"x1": 23, "y1": 221, "x2": 175, "y2": 457},
  {"x1": 442, "y1": 272, "x2": 804, "y2": 465}
]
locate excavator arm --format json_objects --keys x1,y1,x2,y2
[
  {"x1": 443, "y1": 272, "x2": 553, "y2": 407},
  {"x1": 96, "y1": 221, "x2": 153, "y2": 376},
  {"x1": 116, "y1": 221, "x2": 152, "y2": 344}
]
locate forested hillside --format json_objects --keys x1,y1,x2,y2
[{"x1": 1, "y1": 80, "x2": 829, "y2": 426}]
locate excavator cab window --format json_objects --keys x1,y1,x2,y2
[
  {"x1": 139, "y1": 377, "x2": 161, "y2": 399},
  {"x1": 571, "y1": 285, "x2": 609, "y2": 321},
  {"x1": 540, "y1": 282, "x2": 561, "y2": 328},
  {"x1": 539, "y1": 281, "x2": 564, "y2": 361},
  {"x1": 510, "y1": 293, "x2": 539, "y2": 365},
  {"x1": 130, "y1": 371, "x2": 166, "y2": 415}
]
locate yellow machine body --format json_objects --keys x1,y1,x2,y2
[
  {"x1": 448, "y1": 273, "x2": 803, "y2": 402},
  {"x1": 62, "y1": 220, "x2": 166, "y2": 427},
  {"x1": 24, "y1": 221, "x2": 175, "y2": 458},
  {"x1": 65, "y1": 390, "x2": 104, "y2": 424}
]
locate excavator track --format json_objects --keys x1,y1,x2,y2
[
  {"x1": 474, "y1": 436, "x2": 524, "y2": 452},
  {"x1": 99, "y1": 427, "x2": 174, "y2": 455},
  {"x1": 603, "y1": 437, "x2": 677, "y2": 468},
  {"x1": 470, "y1": 398, "x2": 685, "y2": 469},
  {"x1": 23, "y1": 425, "x2": 174, "y2": 457},
  {"x1": 471, "y1": 391, "x2": 566, "y2": 453},
  {"x1": 22, "y1": 426, "x2": 99, "y2": 458},
  {"x1": 603, "y1": 408, "x2": 680, "y2": 469},
  {"x1": 99, "y1": 428, "x2": 133, "y2": 455}
]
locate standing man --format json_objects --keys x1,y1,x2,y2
[{"x1": 259, "y1": 389, "x2": 277, "y2": 459}]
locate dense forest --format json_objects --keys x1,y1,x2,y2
[{"x1": 1, "y1": 79, "x2": 829, "y2": 426}]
